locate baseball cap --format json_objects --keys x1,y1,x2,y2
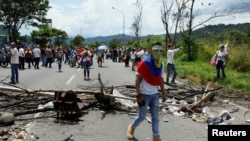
[
  {"x1": 11, "y1": 42, "x2": 16, "y2": 46},
  {"x1": 220, "y1": 44, "x2": 224, "y2": 48}
]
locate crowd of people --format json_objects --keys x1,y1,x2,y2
[
  {"x1": 7, "y1": 41, "x2": 227, "y2": 85},
  {"x1": 6, "y1": 41, "x2": 154, "y2": 84}
]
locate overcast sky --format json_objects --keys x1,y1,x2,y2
[{"x1": 20, "y1": 0, "x2": 250, "y2": 38}]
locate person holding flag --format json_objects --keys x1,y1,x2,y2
[
  {"x1": 210, "y1": 41, "x2": 228, "y2": 66},
  {"x1": 214, "y1": 43, "x2": 228, "y2": 80},
  {"x1": 126, "y1": 42, "x2": 166, "y2": 141}
]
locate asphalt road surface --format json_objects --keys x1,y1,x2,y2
[{"x1": 0, "y1": 58, "x2": 249, "y2": 141}]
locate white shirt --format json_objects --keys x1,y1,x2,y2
[
  {"x1": 10, "y1": 47, "x2": 19, "y2": 64},
  {"x1": 216, "y1": 49, "x2": 228, "y2": 64},
  {"x1": 33, "y1": 47, "x2": 41, "y2": 58},
  {"x1": 18, "y1": 48, "x2": 25, "y2": 57},
  {"x1": 167, "y1": 48, "x2": 180, "y2": 64},
  {"x1": 130, "y1": 51, "x2": 136, "y2": 59}
]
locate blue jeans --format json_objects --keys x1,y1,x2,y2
[
  {"x1": 11, "y1": 64, "x2": 19, "y2": 83},
  {"x1": 82, "y1": 62, "x2": 90, "y2": 77},
  {"x1": 216, "y1": 60, "x2": 226, "y2": 79},
  {"x1": 131, "y1": 93, "x2": 160, "y2": 136},
  {"x1": 41, "y1": 55, "x2": 47, "y2": 66},
  {"x1": 57, "y1": 58, "x2": 62, "y2": 71},
  {"x1": 166, "y1": 63, "x2": 177, "y2": 83}
]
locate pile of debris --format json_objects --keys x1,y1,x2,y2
[{"x1": 0, "y1": 74, "x2": 248, "y2": 140}]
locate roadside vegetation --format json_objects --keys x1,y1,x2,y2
[
  {"x1": 159, "y1": 25, "x2": 250, "y2": 94},
  {"x1": 134, "y1": 24, "x2": 250, "y2": 94},
  {"x1": 175, "y1": 60, "x2": 250, "y2": 93}
]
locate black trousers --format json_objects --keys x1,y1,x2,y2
[{"x1": 19, "y1": 57, "x2": 25, "y2": 69}]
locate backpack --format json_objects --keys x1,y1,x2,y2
[{"x1": 57, "y1": 51, "x2": 63, "y2": 58}]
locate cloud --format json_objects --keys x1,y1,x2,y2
[{"x1": 20, "y1": 0, "x2": 250, "y2": 38}]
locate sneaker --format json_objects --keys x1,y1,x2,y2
[
  {"x1": 8, "y1": 81, "x2": 16, "y2": 84},
  {"x1": 84, "y1": 77, "x2": 86, "y2": 80},
  {"x1": 164, "y1": 82, "x2": 170, "y2": 85},
  {"x1": 171, "y1": 81, "x2": 176, "y2": 84},
  {"x1": 87, "y1": 77, "x2": 90, "y2": 80}
]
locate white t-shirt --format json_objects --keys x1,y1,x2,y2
[
  {"x1": 130, "y1": 51, "x2": 136, "y2": 60},
  {"x1": 216, "y1": 50, "x2": 228, "y2": 65},
  {"x1": 167, "y1": 48, "x2": 180, "y2": 64},
  {"x1": 11, "y1": 47, "x2": 19, "y2": 64},
  {"x1": 33, "y1": 47, "x2": 41, "y2": 58},
  {"x1": 18, "y1": 48, "x2": 25, "y2": 57}
]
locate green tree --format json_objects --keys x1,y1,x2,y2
[
  {"x1": 31, "y1": 27, "x2": 53, "y2": 47},
  {"x1": 130, "y1": 0, "x2": 143, "y2": 48},
  {"x1": 109, "y1": 38, "x2": 120, "y2": 49},
  {"x1": 70, "y1": 35, "x2": 85, "y2": 47},
  {"x1": 216, "y1": 30, "x2": 248, "y2": 45},
  {"x1": 52, "y1": 28, "x2": 68, "y2": 46},
  {"x1": 88, "y1": 41, "x2": 101, "y2": 49},
  {"x1": 0, "y1": 0, "x2": 50, "y2": 42},
  {"x1": 30, "y1": 26, "x2": 67, "y2": 47}
]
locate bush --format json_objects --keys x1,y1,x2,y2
[{"x1": 228, "y1": 45, "x2": 250, "y2": 72}]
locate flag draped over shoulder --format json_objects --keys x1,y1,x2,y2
[{"x1": 137, "y1": 57, "x2": 162, "y2": 86}]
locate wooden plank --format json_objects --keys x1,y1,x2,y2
[{"x1": 112, "y1": 89, "x2": 137, "y2": 108}]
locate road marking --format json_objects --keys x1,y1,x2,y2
[
  {"x1": 66, "y1": 75, "x2": 75, "y2": 84},
  {"x1": 25, "y1": 113, "x2": 41, "y2": 131}
]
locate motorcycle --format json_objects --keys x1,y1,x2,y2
[
  {"x1": 68, "y1": 54, "x2": 83, "y2": 68},
  {"x1": 0, "y1": 53, "x2": 10, "y2": 68}
]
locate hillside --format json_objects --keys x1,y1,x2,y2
[
  {"x1": 82, "y1": 23, "x2": 250, "y2": 43},
  {"x1": 192, "y1": 23, "x2": 250, "y2": 38}
]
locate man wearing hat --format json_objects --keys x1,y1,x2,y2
[{"x1": 9, "y1": 42, "x2": 19, "y2": 84}]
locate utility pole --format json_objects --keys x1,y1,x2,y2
[{"x1": 112, "y1": 7, "x2": 125, "y2": 44}]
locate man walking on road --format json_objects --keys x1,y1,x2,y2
[
  {"x1": 126, "y1": 42, "x2": 166, "y2": 141},
  {"x1": 33, "y1": 44, "x2": 41, "y2": 69}
]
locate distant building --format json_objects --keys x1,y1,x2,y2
[{"x1": 0, "y1": 25, "x2": 9, "y2": 43}]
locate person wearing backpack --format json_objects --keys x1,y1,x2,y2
[{"x1": 81, "y1": 48, "x2": 91, "y2": 80}]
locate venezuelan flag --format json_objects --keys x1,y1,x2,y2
[{"x1": 137, "y1": 57, "x2": 163, "y2": 86}]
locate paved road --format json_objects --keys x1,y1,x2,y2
[{"x1": 1, "y1": 58, "x2": 249, "y2": 141}]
